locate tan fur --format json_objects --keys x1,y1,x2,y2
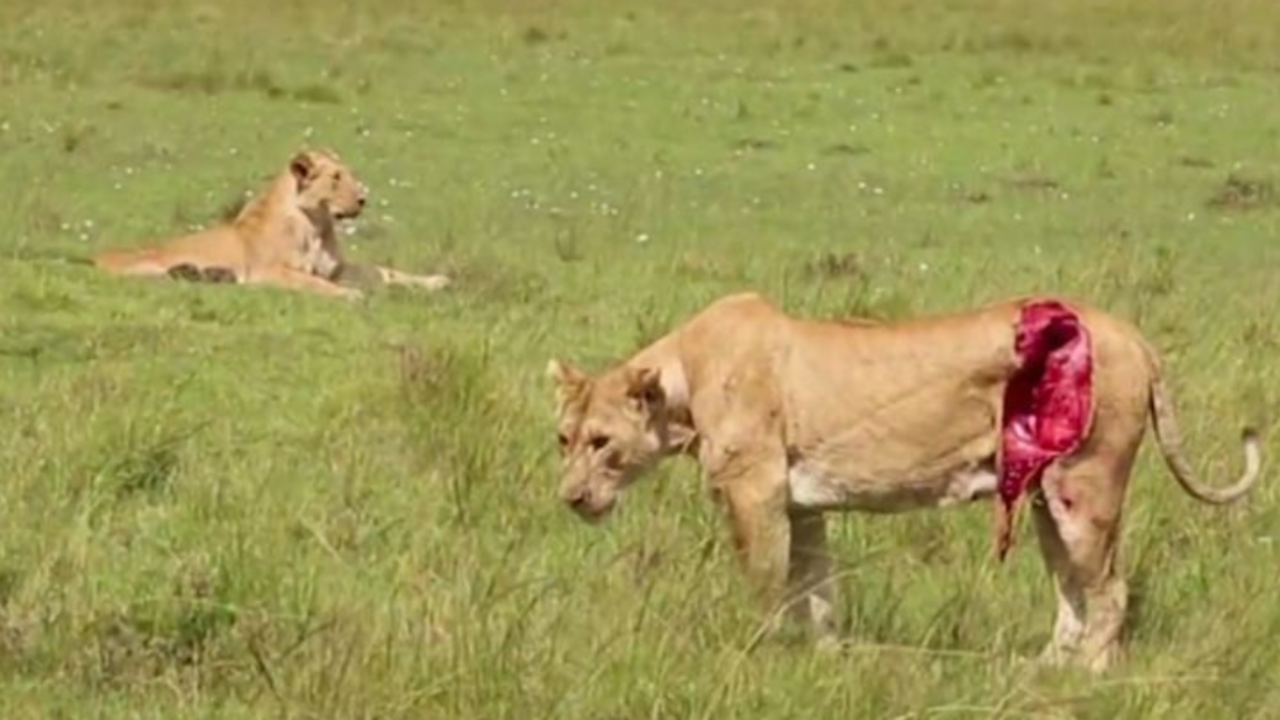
[
  {"x1": 93, "y1": 149, "x2": 452, "y2": 300},
  {"x1": 547, "y1": 292, "x2": 1261, "y2": 672}
]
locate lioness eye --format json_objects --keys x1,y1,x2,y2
[
  {"x1": 588, "y1": 435, "x2": 609, "y2": 452},
  {"x1": 604, "y1": 451, "x2": 623, "y2": 470},
  {"x1": 556, "y1": 433, "x2": 569, "y2": 448}
]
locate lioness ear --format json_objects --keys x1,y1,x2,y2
[
  {"x1": 626, "y1": 367, "x2": 665, "y2": 412},
  {"x1": 547, "y1": 358, "x2": 586, "y2": 386},
  {"x1": 547, "y1": 358, "x2": 588, "y2": 405},
  {"x1": 290, "y1": 151, "x2": 317, "y2": 189}
]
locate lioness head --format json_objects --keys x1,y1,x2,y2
[
  {"x1": 289, "y1": 149, "x2": 368, "y2": 220},
  {"x1": 547, "y1": 359, "x2": 684, "y2": 523}
]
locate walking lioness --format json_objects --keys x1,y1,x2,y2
[
  {"x1": 94, "y1": 149, "x2": 451, "y2": 299},
  {"x1": 547, "y1": 292, "x2": 1261, "y2": 671}
]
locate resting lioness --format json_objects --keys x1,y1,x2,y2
[
  {"x1": 547, "y1": 292, "x2": 1261, "y2": 672},
  {"x1": 93, "y1": 149, "x2": 452, "y2": 300}
]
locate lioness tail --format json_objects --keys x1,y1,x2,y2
[
  {"x1": 8, "y1": 248, "x2": 93, "y2": 267},
  {"x1": 1148, "y1": 372, "x2": 1261, "y2": 504}
]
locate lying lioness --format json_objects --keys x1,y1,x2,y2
[
  {"x1": 547, "y1": 292, "x2": 1261, "y2": 672},
  {"x1": 93, "y1": 149, "x2": 452, "y2": 300}
]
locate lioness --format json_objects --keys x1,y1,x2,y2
[
  {"x1": 93, "y1": 149, "x2": 452, "y2": 300},
  {"x1": 547, "y1": 292, "x2": 1261, "y2": 672}
]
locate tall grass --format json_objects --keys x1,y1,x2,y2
[{"x1": 2, "y1": 0, "x2": 1279, "y2": 717}]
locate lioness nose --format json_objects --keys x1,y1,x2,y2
[{"x1": 563, "y1": 486, "x2": 589, "y2": 509}]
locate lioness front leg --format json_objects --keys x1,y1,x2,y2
[
  {"x1": 251, "y1": 266, "x2": 364, "y2": 301},
  {"x1": 788, "y1": 510, "x2": 840, "y2": 646},
  {"x1": 709, "y1": 446, "x2": 808, "y2": 641},
  {"x1": 376, "y1": 266, "x2": 452, "y2": 292}
]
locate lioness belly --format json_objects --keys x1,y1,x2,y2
[{"x1": 786, "y1": 461, "x2": 998, "y2": 513}]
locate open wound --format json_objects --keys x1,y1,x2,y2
[{"x1": 997, "y1": 301, "x2": 1094, "y2": 560}]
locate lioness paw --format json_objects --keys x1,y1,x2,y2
[
  {"x1": 420, "y1": 274, "x2": 452, "y2": 292},
  {"x1": 166, "y1": 263, "x2": 204, "y2": 282}
]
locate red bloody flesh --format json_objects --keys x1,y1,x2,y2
[{"x1": 997, "y1": 301, "x2": 1094, "y2": 558}]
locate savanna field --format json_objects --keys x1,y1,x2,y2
[{"x1": 3, "y1": 0, "x2": 1280, "y2": 717}]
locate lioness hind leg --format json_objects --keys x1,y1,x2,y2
[
  {"x1": 96, "y1": 249, "x2": 169, "y2": 276},
  {"x1": 1032, "y1": 448, "x2": 1138, "y2": 673},
  {"x1": 1031, "y1": 492, "x2": 1087, "y2": 665}
]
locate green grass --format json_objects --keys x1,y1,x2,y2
[{"x1": 3, "y1": 0, "x2": 1280, "y2": 717}]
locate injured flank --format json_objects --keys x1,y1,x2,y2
[
  {"x1": 997, "y1": 300, "x2": 1094, "y2": 559},
  {"x1": 547, "y1": 291, "x2": 1261, "y2": 673}
]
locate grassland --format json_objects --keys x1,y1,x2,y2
[{"x1": 2, "y1": 0, "x2": 1280, "y2": 717}]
